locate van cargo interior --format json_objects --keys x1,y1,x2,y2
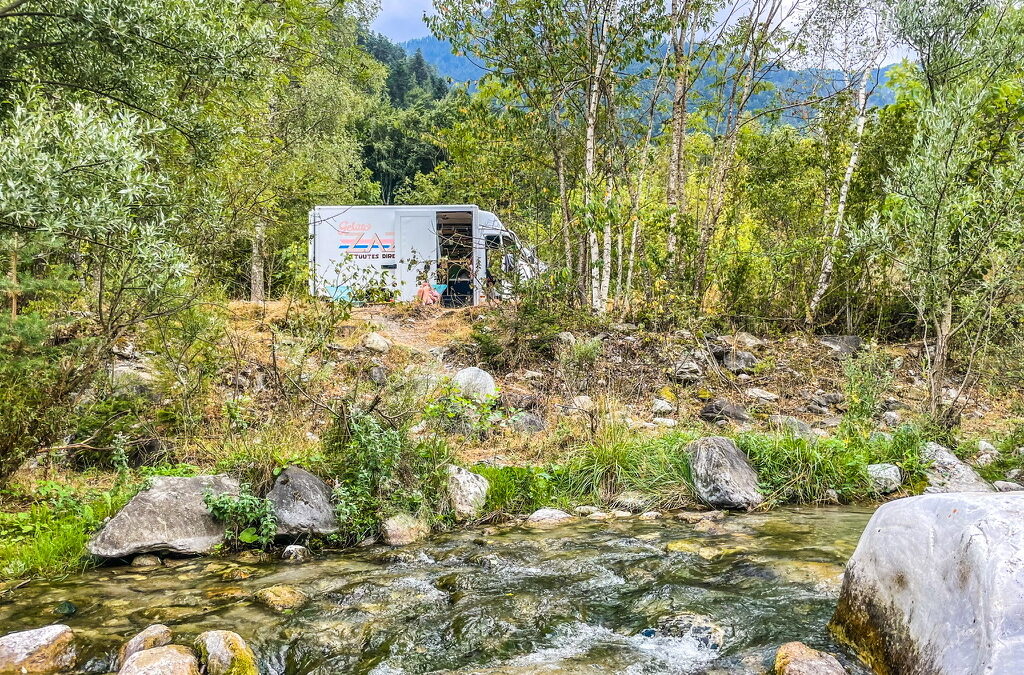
[{"x1": 436, "y1": 211, "x2": 474, "y2": 307}]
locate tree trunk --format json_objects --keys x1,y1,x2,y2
[
  {"x1": 8, "y1": 235, "x2": 17, "y2": 320},
  {"x1": 808, "y1": 66, "x2": 871, "y2": 324},
  {"x1": 584, "y1": 0, "x2": 615, "y2": 311},
  {"x1": 250, "y1": 221, "x2": 266, "y2": 303},
  {"x1": 929, "y1": 296, "x2": 954, "y2": 422},
  {"x1": 666, "y1": 0, "x2": 692, "y2": 274}
]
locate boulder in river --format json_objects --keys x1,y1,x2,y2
[
  {"x1": 267, "y1": 466, "x2": 338, "y2": 536},
  {"x1": 451, "y1": 367, "x2": 497, "y2": 402},
  {"x1": 774, "y1": 641, "x2": 847, "y2": 674},
  {"x1": 922, "y1": 442, "x2": 993, "y2": 493},
  {"x1": 119, "y1": 645, "x2": 199, "y2": 675},
  {"x1": 254, "y1": 585, "x2": 308, "y2": 613},
  {"x1": 447, "y1": 465, "x2": 489, "y2": 521},
  {"x1": 688, "y1": 436, "x2": 763, "y2": 510},
  {"x1": 699, "y1": 399, "x2": 750, "y2": 423},
  {"x1": 281, "y1": 544, "x2": 312, "y2": 562},
  {"x1": 119, "y1": 624, "x2": 171, "y2": 668},
  {"x1": 831, "y1": 493, "x2": 1024, "y2": 674},
  {"x1": 525, "y1": 508, "x2": 573, "y2": 527},
  {"x1": 381, "y1": 512, "x2": 429, "y2": 546},
  {"x1": 0, "y1": 624, "x2": 76, "y2": 674},
  {"x1": 194, "y1": 630, "x2": 258, "y2": 675},
  {"x1": 87, "y1": 475, "x2": 239, "y2": 558}
]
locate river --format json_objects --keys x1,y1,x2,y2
[{"x1": 0, "y1": 506, "x2": 874, "y2": 674}]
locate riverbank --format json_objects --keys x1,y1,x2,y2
[{"x1": 3, "y1": 300, "x2": 1023, "y2": 582}]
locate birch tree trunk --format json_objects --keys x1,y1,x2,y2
[
  {"x1": 807, "y1": 66, "x2": 871, "y2": 323},
  {"x1": 250, "y1": 221, "x2": 266, "y2": 303},
  {"x1": 584, "y1": 0, "x2": 615, "y2": 310},
  {"x1": 666, "y1": 0, "x2": 692, "y2": 272}
]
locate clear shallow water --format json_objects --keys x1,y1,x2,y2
[{"x1": 0, "y1": 506, "x2": 874, "y2": 674}]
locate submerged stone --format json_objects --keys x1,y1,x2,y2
[
  {"x1": 774, "y1": 641, "x2": 847, "y2": 674},
  {"x1": 525, "y1": 508, "x2": 573, "y2": 527},
  {"x1": 254, "y1": 585, "x2": 308, "y2": 613}
]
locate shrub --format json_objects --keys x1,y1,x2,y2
[
  {"x1": 204, "y1": 485, "x2": 277, "y2": 550},
  {"x1": 423, "y1": 387, "x2": 502, "y2": 437},
  {"x1": 471, "y1": 465, "x2": 559, "y2": 514},
  {"x1": 323, "y1": 411, "x2": 453, "y2": 542}
]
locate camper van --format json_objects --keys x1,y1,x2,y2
[{"x1": 308, "y1": 205, "x2": 538, "y2": 307}]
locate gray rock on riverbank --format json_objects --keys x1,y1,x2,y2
[
  {"x1": 922, "y1": 442, "x2": 993, "y2": 493},
  {"x1": 267, "y1": 466, "x2": 338, "y2": 536},
  {"x1": 688, "y1": 436, "x2": 763, "y2": 510},
  {"x1": 447, "y1": 465, "x2": 489, "y2": 521},
  {"x1": 831, "y1": 493, "x2": 1024, "y2": 673},
  {"x1": 87, "y1": 475, "x2": 239, "y2": 558}
]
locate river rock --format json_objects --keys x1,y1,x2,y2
[
  {"x1": 381, "y1": 512, "x2": 429, "y2": 545},
  {"x1": 362, "y1": 332, "x2": 391, "y2": 354},
  {"x1": 699, "y1": 399, "x2": 750, "y2": 423},
  {"x1": 87, "y1": 475, "x2": 239, "y2": 558},
  {"x1": 194, "y1": 631, "x2": 257, "y2": 675},
  {"x1": 654, "y1": 612, "x2": 726, "y2": 651},
  {"x1": 994, "y1": 481, "x2": 1024, "y2": 492},
  {"x1": 774, "y1": 641, "x2": 846, "y2": 674},
  {"x1": 119, "y1": 645, "x2": 198, "y2": 675},
  {"x1": 253, "y1": 585, "x2": 308, "y2": 612},
  {"x1": 119, "y1": 624, "x2": 171, "y2": 667},
  {"x1": 669, "y1": 356, "x2": 703, "y2": 383},
  {"x1": 525, "y1": 508, "x2": 573, "y2": 527},
  {"x1": 866, "y1": 463, "x2": 902, "y2": 494},
  {"x1": 447, "y1": 465, "x2": 489, "y2": 520},
  {"x1": 267, "y1": 466, "x2": 338, "y2": 536},
  {"x1": 688, "y1": 436, "x2": 763, "y2": 510},
  {"x1": 131, "y1": 554, "x2": 161, "y2": 568},
  {"x1": 451, "y1": 367, "x2": 497, "y2": 402},
  {"x1": 0, "y1": 625, "x2": 76, "y2": 674},
  {"x1": 831, "y1": 493, "x2": 1024, "y2": 674},
  {"x1": 922, "y1": 442, "x2": 993, "y2": 493},
  {"x1": 611, "y1": 491, "x2": 650, "y2": 513}
]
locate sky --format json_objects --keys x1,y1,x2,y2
[{"x1": 371, "y1": 0, "x2": 435, "y2": 42}]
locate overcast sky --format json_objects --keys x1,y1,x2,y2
[{"x1": 371, "y1": 0, "x2": 435, "y2": 42}]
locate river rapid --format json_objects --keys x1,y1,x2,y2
[{"x1": 0, "y1": 506, "x2": 874, "y2": 674}]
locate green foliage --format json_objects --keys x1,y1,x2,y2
[
  {"x1": 738, "y1": 425, "x2": 928, "y2": 504},
  {"x1": 838, "y1": 347, "x2": 895, "y2": 441},
  {"x1": 471, "y1": 465, "x2": 559, "y2": 514},
  {"x1": 423, "y1": 388, "x2": 502, "y2": 438},
  {"x1": 323, "y1": 412, "x2": 453, "y2": 542},
  {"x1": 0, "y1": 481, "x2": 137, "y2": 580},
  {"x1": 204, "y1": 485, "x2": 277, "y2": 550}
]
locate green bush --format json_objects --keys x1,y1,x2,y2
[
  {"x1": 204, "y1": 485, "x2": 277, "y2": 550},
  {"x1": 471, "y1": 465, "x2": 559, "y2": 514},
  {"x1": 0, "y1": 481, "x2": 136, "y2": 579},
  {"x1": 323, "y1": 412, "x2": 453, "y2": 542}
]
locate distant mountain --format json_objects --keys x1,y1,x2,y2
[
  {"x1": 400, "y1": 36, "x2": 487, "y2": 84},
  {"x1": 401, "y1": 35, "x2": 896, "y2": 112}
]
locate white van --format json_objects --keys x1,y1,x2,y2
[{"x1": 308, "y1": 205, "x2": 538, "y2": 307}]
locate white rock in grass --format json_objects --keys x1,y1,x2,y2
[
  {"x1": 653, "y1": 417, "x2": 677, "y2": 428},
  {"x1": 652, "y1": 398, "x2": 674, "y2": 415},
  {"x1": 362, "y1": 332, "x2": 391, "y2": 354},
  {"x1": 447, "y1": 465, "x2": 489, "y2": 521},
  {"x1": 451, "y1": 367, "x2": 497, "y2": 402},
  {"x1": 867, "y1": 463, "x2": 902, "y2": 494},
  {"x1": 922, "y1": 442, "x2": 993, "y2": 493},
  {"x1": 745, "y1": 387, "x2": 779, "y2": 402}
]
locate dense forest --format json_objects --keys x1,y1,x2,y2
[{"x1": 1, "y1": 0, "x2": 1024, "y2": 574}]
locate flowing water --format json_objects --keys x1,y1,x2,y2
[{"x1": 0, "y1": 506, "x2": 874, "y2": 674}]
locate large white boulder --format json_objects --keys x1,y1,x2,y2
[
  {"x1": 0, "y1": 625, "x2": 76, "y2": 674},
  {"x1": 451, "y1": 367, "x2": 497, "y2": 402},
  {"x1": 88, "y1": 475, "x2": 239, "y2": 558},
  {"x1": 688, "y1": 436, "x2": 763, "y2": 510},
  {"x1": 446, "y1": 465, "x2": 489, "y2": 521},
  {"x1": 831, "y1": 493, "x2": 1024, "y2": 673},
  {"x1": 922, "y1": 442, "x2": 993, "y2": 493}
]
